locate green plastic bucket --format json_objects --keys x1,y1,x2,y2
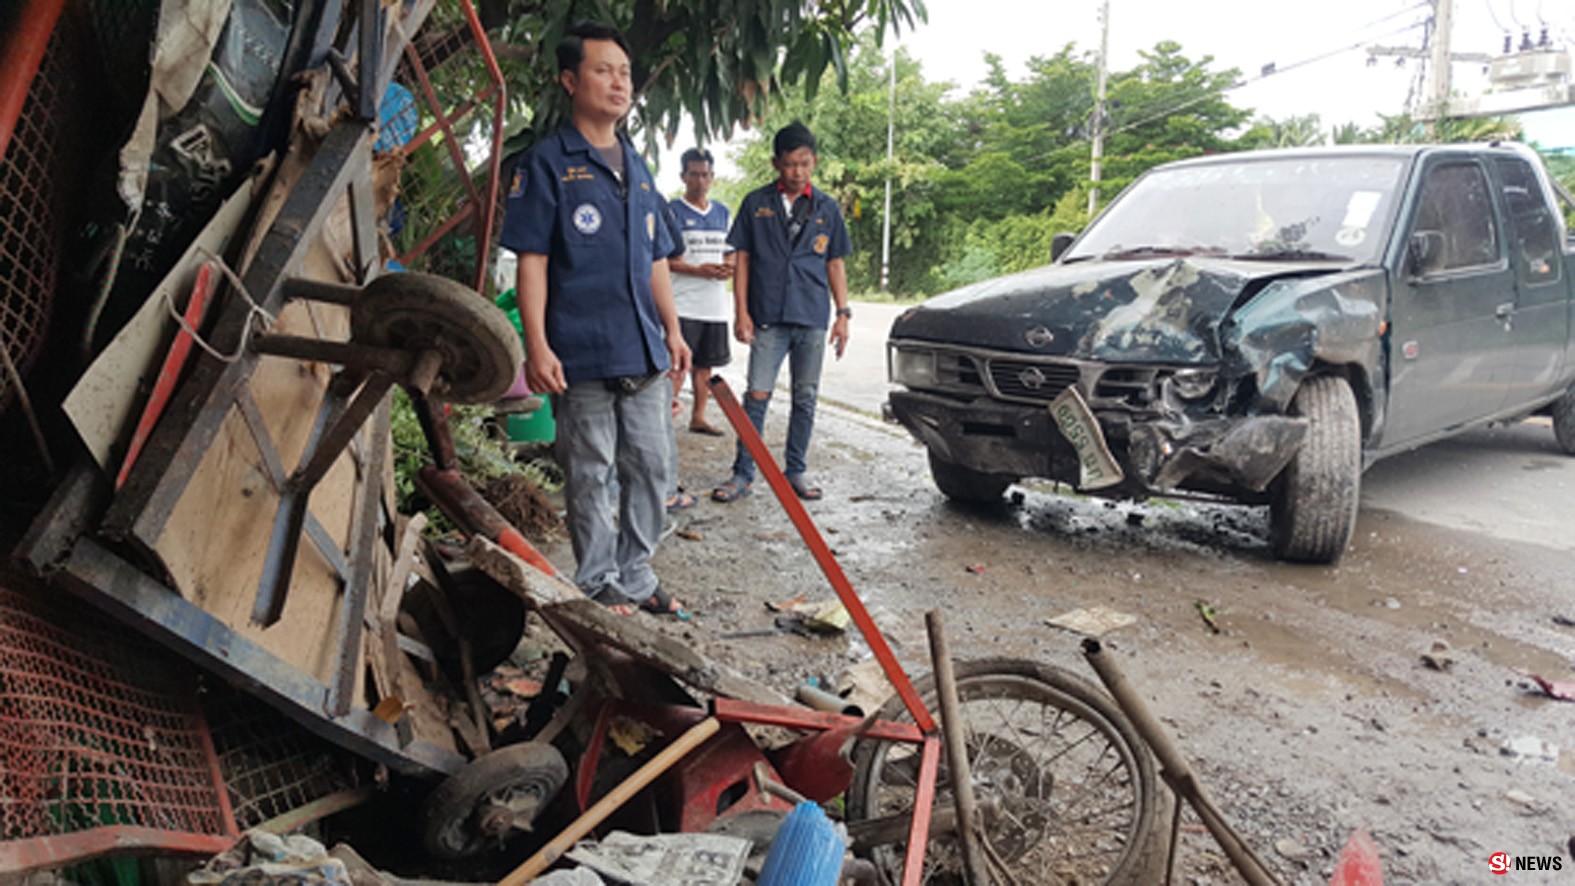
[{"x1": 506, "y1": 397, "x2": 555, "y2": 443}]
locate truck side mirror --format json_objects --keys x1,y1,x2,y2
[
  {"x1": 1051, "y1": 232, "x2": 1077, "y2": 262},
  {"x1": 1409, "y1": 230, "x2": 1446, "y2": 277}
]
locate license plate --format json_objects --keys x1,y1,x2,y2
[{"x1": 1050, "y1": 387, "x2": 1124, "y2": 490}]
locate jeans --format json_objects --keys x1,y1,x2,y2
[
  {"x1": 730, "y1": 323, "x2": 826, "y2": 483},
  {"x1": 554, "y1": 377, "x2": 669, "y2": 604}
]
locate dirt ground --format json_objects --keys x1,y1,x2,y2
[{"x1": 535, "y1": 395, "x2": 1575, "y2": 885}]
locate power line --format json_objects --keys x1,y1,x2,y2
[{"x1": 1106, "y1": 17, "x2": 1430, "y2": 137}]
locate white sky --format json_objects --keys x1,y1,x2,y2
[{"x1": 655, "y1": 0, "x2": 1575, "y2": 193}]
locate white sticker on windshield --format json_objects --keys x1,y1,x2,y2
[{"x1": 1342, "y1": 191, "x2": 1382, "y2": 229}]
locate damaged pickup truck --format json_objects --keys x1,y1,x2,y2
[{"x1": 888, "y1": 143, "x2": 1575, "y2": 563}]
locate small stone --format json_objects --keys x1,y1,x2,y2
[
  {"x1": 1274, "y1": 838, "x2": 1310, "y2": 861},
  {"x1": 1504, "y1": 789, "x2": 1537, "y2": 808},
  {"x1": 1383, "y1": 597, "x2": 1402, "y2": 610}
]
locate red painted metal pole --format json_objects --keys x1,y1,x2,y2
[
  {"x1": 902, "y1": 736, "x2": 944, "y2": 886},
  {"x1": 117, "y1": 263, "x2": 216, "y2": 489},
  {"x1": 459, "y1": 0, "x2": 506, "y2": 294},
  {"x1": 710, "y1": 377, "x2": 937, "y2": 734},
  {"x1": 0, "y1": 0, "x2": 64, "y2": 162}
]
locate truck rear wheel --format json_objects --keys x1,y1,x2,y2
[
  {"x1": 1270, "y1": 375, "x2": 1361, "y2": 563},
  {"x1": 928, "y1": 451, "x2": 1013, "y2": 503},
  {"x1": 1553, "y1": 386, "x2": 1575, "y2": 456}
]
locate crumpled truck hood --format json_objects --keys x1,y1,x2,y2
[{"x1": 892, "y1": 257, "x2": 1333, "y2": 364}]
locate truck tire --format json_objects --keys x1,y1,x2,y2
[
  {"x1": 1270, "y1": 375, "x2": 1361, "y2": 563},
  {"x1": 1553, "y1": 386, "x2": 1575, "y2": 456},
  {"x1": 928, "y1": 451, "x2": 1013, "y2": 503}
]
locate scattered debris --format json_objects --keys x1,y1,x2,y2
[
  {"x1": 1420, "y1": 640, "x2": 1453, "y2": 672},
  {"x1": 1499, "y1": 734, "x2": 1559, "y2": 764},
  {"x1": 964, "y1": 563, "x2": 986, "y2": 574},
  {"x1": 1503, "y1": 789, "x2": 1538, "y2": 809},
  {"x1": 1274, "y1": 837, "x2": 1311, "y2": 861},
  {"x1": 190, "y1": 831, "x2": 349, "y2": 885},
  {"x1": 766, "y1": 596, "x2": 850, "y2": 634},
  {"x1": 1328, "y1": 829, "x2": 1383, "y2": 886},
  {"x1": 481, "y1": 472, "x2": 561, "y2": 542},
  {"x1": 1195, "y1": 600, "x2": 1221, "y2": 634},
  {"x1": 676, "y1": 528, "x2": 704, "y2": 541},
  {"x1": 1553, "y1": 614, "x2": 1575, "y2": 628},
  {"x1": 1513, "y1": 669, "x2": 1575, "y2": 702},
  {"x1": 1046, "y1": 605, "x2": 1138, "y2": 637}
]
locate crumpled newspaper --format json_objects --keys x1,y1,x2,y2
[{"x1": 565, "y1": 830, "x2": 752, "y2": 886}]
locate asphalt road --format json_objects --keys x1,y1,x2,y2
[{"x1": 732, "y1": 299, "x2": 1575, "y2": 555}]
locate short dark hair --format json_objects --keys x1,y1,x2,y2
[
  {"x1": 772, "y1": 121, "x2": 816, "y2": 158},
  {"x1": 556, "y1": 20, "x2": 631, "y2": 75},
  {"x1": 680, "y1": 148, "x2": 714, "y2": 173}
]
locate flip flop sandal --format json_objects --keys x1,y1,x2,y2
[
  {"x1": 638, "y1": 586, "x2": 690, "y2": 620},
  {"x1": 666, "y1": 491, "x2": 697, "y2": 512},
  {"x1": 711, "y1": 480, "x2": 752, "y2": 503},
  {"x1": 588, "y1": 587, "x2": 636, "y2": 617},
  {"x1": 689, "y1": 423, "x2": 726, "y2": 437},
  {"x1": 786, "y1": 475, "x2": 823, "y2": 500}
]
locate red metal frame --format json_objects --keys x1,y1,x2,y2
[
  {"x1": 710, "y1": 378, "x2": 941, "y2": 886},
  {"x1": 0, "y1": 0, "x2": 64, "y2": 162},
  {"x1": 117, "y1": 262, "x2": 216, "y2": 489},
  {"x1": 392, "y1": 0, "x2": 505, "y2": 293}
]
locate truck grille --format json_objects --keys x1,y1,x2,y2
[{"x1": 986, "y1": 359, "x2": 1081, "y2": 403}]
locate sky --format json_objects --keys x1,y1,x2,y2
[{"x1": 655, "y1": 0, "x2": 1575, "y2": 194}]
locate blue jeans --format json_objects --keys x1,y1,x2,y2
[
  {"x1": 554, "y1": 377, "x2": 669, "y2": 604},
  {"x1": 730, "y1": 323, "x2": 826, "y2": 483}
]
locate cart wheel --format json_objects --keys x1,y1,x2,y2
[
  {"x1": 351, "y1": 272, "x2": 523, "y2": 405},
  {"x1": 422, "y1": 741, "x2": 568, "y2": 860},
  {"x1": 847, "y1": 658, "x2": 1159, "y2": 884}
]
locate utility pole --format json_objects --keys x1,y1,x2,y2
[
  {"x1": 1088, "y1": 0, "x2": 1110, "y2": 219},
  {"x1": 880, "y1": 52, "x2": 895, "y2": 293},
  {"x1": 1424, "y1": 0, "x2": 1453, "y2": 134}
]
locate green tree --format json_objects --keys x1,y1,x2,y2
[{"x1": 473, "y1": 0, "x2": 926, "y2": 153}]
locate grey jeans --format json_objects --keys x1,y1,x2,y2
[{"x1": 554, "y1": 377, "x2": 670, "y2": 604}]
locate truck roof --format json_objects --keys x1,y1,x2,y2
[{"x1": 1159, "y1": 141, "x2": 1542, "y2": 169}]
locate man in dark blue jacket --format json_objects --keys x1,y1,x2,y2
[
  {"x1": 712, "y1": 122, "x2": 851, "y2": 503},
  {"x1": 500, "y1": 21, "x2": 690, "y2": 616}
]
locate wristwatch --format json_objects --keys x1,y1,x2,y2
[{"x1": 835, "y1": 306, "x2": 853, "y2": 319}]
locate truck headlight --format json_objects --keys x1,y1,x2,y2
[
  {"x1": 890, "y1": 348, "x2": 938, "y2": 388},
  {"x1": 1167, "y1": 368, "x2": 1218, "y2": 400}
]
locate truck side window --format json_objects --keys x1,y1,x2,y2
[
  {"x1": 1494, "y1": 158, "x2": 1562, "y2": 285},
  {"x1": 1412, "y1": 163, "x2": 1500, "y2": 273}
]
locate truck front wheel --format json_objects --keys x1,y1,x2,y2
[
  {"x1": 1270, "y1": 375, "x2": 1361, "y2": 563},
  {"x1": 1553, "y1": 385, "x2": 1575, "y2": 456},
  {"x1": 928, "y1": 451, "x2": 1014, "y2": 503}
]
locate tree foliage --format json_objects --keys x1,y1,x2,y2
[{"x1": 474, "y1": 0, "x2": 926, "y2": 154}]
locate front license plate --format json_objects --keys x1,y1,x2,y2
[{"x1": 1050, "y1": 388, "x2": 1124, "y2": 490}]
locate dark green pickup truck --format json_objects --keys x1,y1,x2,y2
[{"x1": 887, "y1": 143, "x2": 1575, "y2": 563}]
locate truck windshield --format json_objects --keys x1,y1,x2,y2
[{"x1": 1066, "y1": 156, "x2": 1408, "y2": 265}]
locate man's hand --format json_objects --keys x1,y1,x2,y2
[
  {"x1": 668, "y1": 336, "x2": 693, "y2": 377},
  {"x1": 829, "y1": 315, "x2": 850, "y2": 359},
  {"x1": 525, "y1": 346, "x2": 567, "y2": 394},
  {"x1": 734, "y1": 313, "x2": 755, "y2": 345},
  {"x1": 704, "y1": 263, "x2": 731, "y2": 280}
]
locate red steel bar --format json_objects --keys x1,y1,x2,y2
[
  {"x1": 0, "y1": 0, "x2": 64, "y2": 161},
  {"x1": 459, "y1": 0, "x2": 505, "y2": 294},
  {"x1": 712, "y1": 697, "x2": 925, "y2": 744},
  {"x1": 117, "y1": 262, "x2": 217, "y2": 489},
  {"x1": 902, "y1": 736, "x2": 943, "y2": 886},
  {"x1": 0, "y1": 827, "x2": 238, "y2": 873},
  {"x1": 710, "y1": 377, "x2": 937, "y2": 734}
]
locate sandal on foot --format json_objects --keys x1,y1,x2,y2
[
  {"x1": 638, "y1": 586, "x2": 690, "y2": 620},
  {"x1": 786, "y1": 475, "x2": 823, "y2": 501},
  {"x1": 666, "y1": 491, "x2": 697, "y2": 512},
  {"x1": 588, "y1": 588, "x2": 636, "y2": 617},
  {"x1": 711, "y1": 480, "x2": 752, "y2": 503},
  {"x1": 689, "y1": 422, "x2": 726, "y2": 437}
]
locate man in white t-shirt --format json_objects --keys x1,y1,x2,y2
[{"x1": 666, "y1": 148, "x2": 734, "y2": 436}]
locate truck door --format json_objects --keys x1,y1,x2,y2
[
  {"x1": 1492, "y1": 156, "x2": 1570, "y2": 410},
  {"x1": 1384, "y1": 158, "x2": 1514, "y2": 446}
]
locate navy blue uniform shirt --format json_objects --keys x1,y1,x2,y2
[
  {"x1": 728, "y1": 183, "x2": 851, "y2": 329},
  {"x1": 499, "y1": 126, "x2": 676, "y2": 382}
]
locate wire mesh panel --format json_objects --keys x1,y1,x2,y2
[
  {"x1": 0, "y1": 579, "x2": 236, "y2": 870},
  {"x1": 0, "y1": 22, "x2": 76, "y2": 416},
  {"x1": 202, "y1": 684, "x2": 359, "y2": 832},
  {"x1": 387, "y1": 0, "x2": 505, "y2": 293}
]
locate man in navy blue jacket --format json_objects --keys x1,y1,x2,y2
[
  {"x1": 712, "y1": 122, "x2": 851, "y2": 503},
  {"x1": 500, "y1": 21, "x2": 689, "y2": 616}
]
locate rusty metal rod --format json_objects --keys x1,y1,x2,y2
[
  {"x1": 927, "y1": 611, "x2": 990, "y2": 886},
  {"x1": 1081, "y1": 639, "x2": 1281, "y2": 886}
]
